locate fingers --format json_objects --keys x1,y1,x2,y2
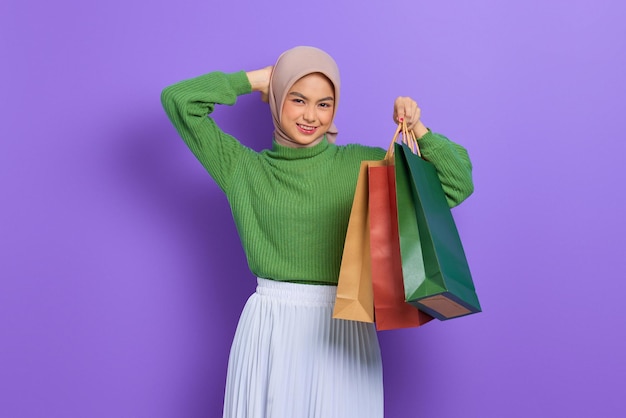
[
  {"x1": 393, "y1": 97, "x2": 421, "y2": 130},
  {"x1": 255, "y1": 66, "x2": 273, "y2": 103}
]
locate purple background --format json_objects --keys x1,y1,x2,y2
[{"x1": 2, "y1": 0, "x2": 625, "y2": 417}]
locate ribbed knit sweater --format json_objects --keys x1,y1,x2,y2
[{"x1": 161, "y1": 71, "x2": 474, "y2": 284}]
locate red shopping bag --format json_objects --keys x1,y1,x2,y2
[{"x1": 368, "y1": 133, "x2": 433, "y2": 331}]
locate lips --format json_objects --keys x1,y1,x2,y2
[{"x1": 297, "y1": 123, "x2": 318, "y2": 135}]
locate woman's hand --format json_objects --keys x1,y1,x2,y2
[
  {"x1": 393, "y1": 96, "x2": 429, "y2": 139},
  {"x1": 246, "y1": 66, "x2": 273, "y2": 103}
]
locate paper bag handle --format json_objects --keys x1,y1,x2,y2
[{"x1": 384, "y1": 119, "x2": 421, "y2": 162}]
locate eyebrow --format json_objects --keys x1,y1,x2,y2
[{"x1": 288, "y1": 92, "x2": 335, "y2": 102}]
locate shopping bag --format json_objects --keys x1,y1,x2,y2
[
  {"x1": 369, "y1": 160, "x2": 434, "y2": 330},
  {"x1": 333, "y1": 161, "x2": 374, "y2": 323},
  {"x1": 394, "y1": 127, "x2": 481, "y2": 320},
  {"x1": 395, "y1": 145, "x2": 428, "y2": 309}
]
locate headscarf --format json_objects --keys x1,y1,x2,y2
[{"x1": 268, "y1": 46, "x2": 340, "y2": 147}]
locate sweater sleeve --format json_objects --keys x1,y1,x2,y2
[
  {"x1": 415, "y1": 131, "x2": 474, "y2": 208},
  {"x1": 160, "y1": 71, "x2": 252, "y2": 193}
]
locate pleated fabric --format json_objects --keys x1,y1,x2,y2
[{"x1": 223, "y1": 278, "x2": 384, "y2": 418}]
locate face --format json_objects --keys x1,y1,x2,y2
[{"x1": 280, "y1": 73, "x2": 335, "y2": 147}]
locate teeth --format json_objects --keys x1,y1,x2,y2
[{"x1": 298, "y1": 124, "x2": 315, "y2": 130}]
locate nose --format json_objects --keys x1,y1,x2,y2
[{"x1": 303, "y1": 105, "x2": 316, "y2": 123}]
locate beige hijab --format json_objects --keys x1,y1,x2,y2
[{"x1": 269, "y1": 46, "x2": 340, "y2": 147}]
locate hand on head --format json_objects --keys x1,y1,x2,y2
[{"x1": 246, "y1": 66, "x2": 273, "y2": 103}]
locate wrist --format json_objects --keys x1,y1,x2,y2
[
  {"x1": 412, "y1": 121, "x2": 429, "y2": 139},
  {"x1": 246, "y1": 69, "x2": 269, "y2": 92}
]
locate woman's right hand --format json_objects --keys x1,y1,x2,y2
[{"x1": 246, "y1": 66, "x2": 273, "y2": 103}]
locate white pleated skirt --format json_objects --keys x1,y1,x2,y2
[{"x1": 223, "y1": 278, "x2": 384, "y2": 418}]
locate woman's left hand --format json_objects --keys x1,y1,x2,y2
[{"x1": 393, "y1": 96, "x2": 428, "y2": 138}]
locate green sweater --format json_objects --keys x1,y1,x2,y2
[{"x1": 161, "y1": 71, "x2": 473, "y2": 285}]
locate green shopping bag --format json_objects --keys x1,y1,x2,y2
[
  {"x1": 394, "y1": 145, "x2": 427, "y2": 306},
  {"x1": 394, "y1": 140, "x2": 481, "y2": 321}
]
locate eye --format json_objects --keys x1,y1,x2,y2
[
  {"x1": 292, "y1": 98, "x2": 305, "y2": 104},
  {"x1": 319, "y1": 102, "x2": 332, "y2": 109}
]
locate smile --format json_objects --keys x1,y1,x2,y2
[{"x1": 297, "y1": 124, "x2": 318, "y2": 134}]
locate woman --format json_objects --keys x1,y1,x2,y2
[{"x1": 161, "y1": 46, "x2": 473, "y2": 418}]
